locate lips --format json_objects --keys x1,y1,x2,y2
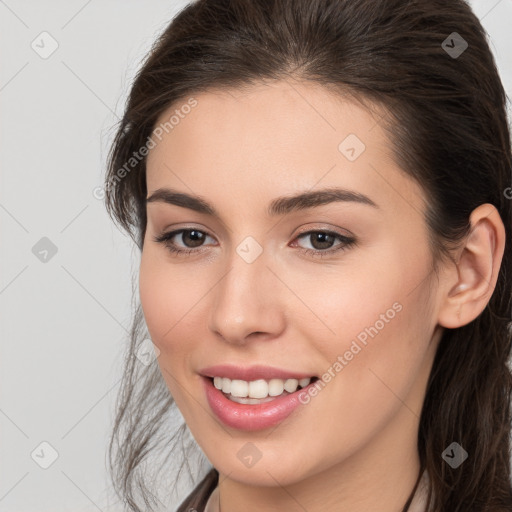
[
  {"x1": 198, "y1": 364, "x2": 320, "y2": 430},
  {"x1": 202, "y1": 375, "x2": 319, "y2": 430},
  {"x1": 199, "y1": 364, "x2": 317, "y2": 381}
]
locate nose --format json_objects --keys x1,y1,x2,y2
[{"x1": 208, "y1": 248, "x2": 286, "y2": 345}]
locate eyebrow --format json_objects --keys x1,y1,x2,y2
[{"x1": 146, "y1": 186, "x2": 378, "y2": 216}]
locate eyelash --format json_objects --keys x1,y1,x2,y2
[{"x1": 152, "y1": 228, "x2": 356, "y2": 259}]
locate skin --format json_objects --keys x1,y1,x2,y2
[{"x1": 139, "y1": 79, "x2": 505, "y2": 512}]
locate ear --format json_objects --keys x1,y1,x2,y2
[{"x1": 437, "y1": 203, "x2": 506, "y2": 329}]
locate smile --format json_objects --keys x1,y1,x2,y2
[
  {"x1": 201, "y1": 375, "x2": 320, "y2": 431},
  {"x1": 212, "y1": 376, "x2": 314, "y2": 402}
]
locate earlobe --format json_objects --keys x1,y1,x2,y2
[{"x1": 438, "y1": 204, "x2": 505, "y2": 329}]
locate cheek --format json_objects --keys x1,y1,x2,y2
[
  {"x1": 318, "y1": 234, "x2": 434, "y2": 353},
  {"x1": 139, "y1": 249, "x2": 200, "y2": 356},
  {"x1": 293, "y1": 263, "x2": 405, "y2": 357},
  {"x1": 139, "y1": 252, "x2": 169, "y2": 342},
  {"x1": 310, "y1": 242, "x2": 435, "y2": 408},
  {"x1": 139, "y1": 250, "x2": 205, "y2": 412},
  {"x1": 326, "y1": 290, "x2": 433, "y2": 448},
  {"x1": 294, "y1": 293, "x2": 433, "y2": 474}
]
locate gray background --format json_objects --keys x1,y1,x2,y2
[{"x1": 1, "y1": 1, "x2": 511, "y2": 510}]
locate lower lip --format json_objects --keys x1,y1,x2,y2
[{"x1": 202, "y1": 376, "x2": 317, "y2": 431}]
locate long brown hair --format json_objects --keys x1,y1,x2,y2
[{"x1": 104, "y1": 1, "x2": 512, "y2": 510}]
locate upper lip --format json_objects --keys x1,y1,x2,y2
[{"x1": 199, "y1": 364, "x2": 317, "y2": 381}]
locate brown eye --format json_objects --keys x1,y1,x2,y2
[
  {"x1": 153, "y1": 228, "x2": 216, "y2": 255},
  {"x1": 294, "y1": 230, "x2": 355, "y2": 257},
  {"x1": 179, "y1": 229, "x2": 207, "y2": 248},
  {"x1": 304, "y1": 232, "x2": 337, "y2": 250},
  {"x1": 153, "y1": 228, "x2": 355, "y2": 258}
]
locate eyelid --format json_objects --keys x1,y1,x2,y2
[{"x1": 293, "y1": 223, "x2": 355, "y2": 238}]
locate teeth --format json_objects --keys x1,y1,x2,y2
[
  {"x1": 284, "y1": 378, "x2": 298, "y2": 392},
  {"x1": 214, "y1": 376, "x2": 223, "y2": 391},
  {"x1": 249, "y1": 379, "x2": 268, "y2": 398},
  {"x1": 212, "y1": 376, "x2": 312, "y2": 399},
  {"x1": 299, "y1": 377, "x2": 311, "y2": 388},
  {"x1": 268, "y1": 378, "x2": 284, "y2": 396},
  {"x1": 221, "y1": 377, "x2": 231, "y2": 394},
  {"x1": 231, "y1": 379, "x2": 249, "y2": 397}
]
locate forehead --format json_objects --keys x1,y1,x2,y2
[
  {"x1": 148, "y1": 79, "x2": 383, "y2": 166},
  {"x1": 145, "y1": 79, "x2": 426, "y2": 218}
]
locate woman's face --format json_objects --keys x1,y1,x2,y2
[{"x1": 140, "y1": 80, "x2": 446, "y2": 487}]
